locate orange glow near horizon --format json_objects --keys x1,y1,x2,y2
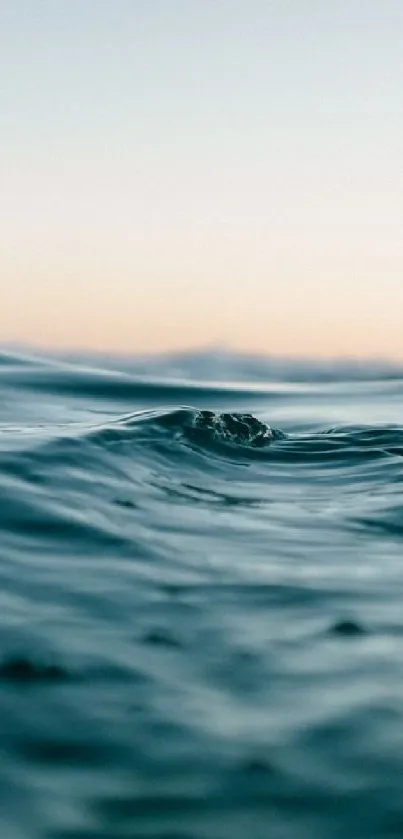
[{"x1": 1, "y1": 2, "x2": 401, "y2": 362}]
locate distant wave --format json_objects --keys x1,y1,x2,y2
[
  {"x1": 1, "y1": 346, "x2": 402, "y2": 383},
  {"x1": 0, "y1": 359, "x2": 304, "y2": 405}
]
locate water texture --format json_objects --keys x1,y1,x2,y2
[{"x1": 1, "y1": 348, "x2": 403, "y2": 839}]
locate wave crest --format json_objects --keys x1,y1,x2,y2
[{"x1": 157, "y1": 409, "x2": 285, "y2": 449}]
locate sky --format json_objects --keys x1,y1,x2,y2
[{"x1": 1, "y1": 0, "x2": 402, "y2": 359}]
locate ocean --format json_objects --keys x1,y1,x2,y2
[{"x1": 1, "y1": 347, "x2": 403, "y2": 839}]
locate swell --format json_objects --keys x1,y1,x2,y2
[
  {"x1": 1, "y1": 365, "x2": 291, "y2": 404},
  {"x1": 3, "y1": 407, "x2": 403, "y2": 471},
  {"x1": 79, "y1": 409, "x2": 403, "y2": 455},
  {"x1": 2, "y1": 346, "x2": 403, "y2": 382},
  {"x1": 3, "y1": 353, "x2": 403, "y2": 415},
  {"x1": 0, "y1": 350, "x2": 48, "y2": 368}
]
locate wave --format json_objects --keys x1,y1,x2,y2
[
  {"x1": 3, "y1": 345, "x2": 403, "y2": 383},
  {"x1": 6, "y1": 407, "x2": 401, "y2": 471},
  {"x1": 1, "y1": 363, "x2": 295, "y2": 404},
  {"x1": 157, "y1": 409, "x2": 286, "y2": 448}
]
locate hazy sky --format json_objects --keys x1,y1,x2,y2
[{"x1": 1, "y1": 1, "x2": 401, "y2": 358}]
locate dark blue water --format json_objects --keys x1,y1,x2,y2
[{"x1": 1, "y1": 348, "x2": 403, "y2": 839}]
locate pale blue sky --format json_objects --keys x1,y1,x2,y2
[{"x1": 1, "y1": 1, "x2": 401, "y2": 357}]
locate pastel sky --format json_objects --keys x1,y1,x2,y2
[{"x1": 1, "y1": 1, "x2": 401, "y2": 358}]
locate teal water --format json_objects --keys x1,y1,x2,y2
[{"x1": 1, "y1": 349, "x2": 403, "y2": 839}]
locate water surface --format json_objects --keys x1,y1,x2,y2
[{"x1": 1, "y1": 349, "x2": 403, "y2": 838}]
